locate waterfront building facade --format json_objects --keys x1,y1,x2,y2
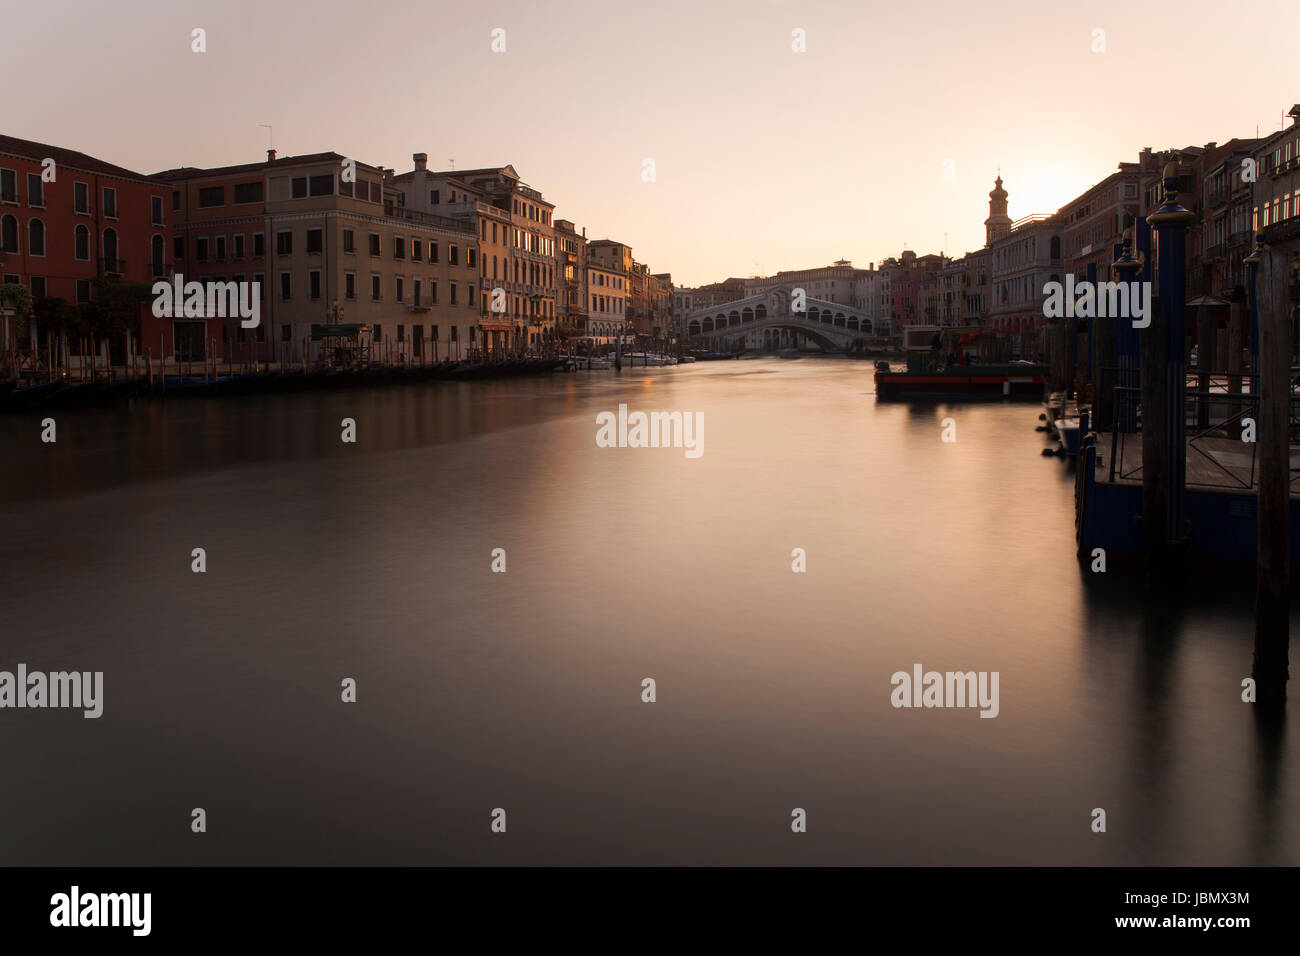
[
  {"x1": 1201, "y1": 138, "x2": 1262, "y2": 300},
  {"x1": 395, "y1": 159, "x2": 557, "y2": 353},
  {"x1": 1251, "y1": 106, "x2": 1300, "y2": 358},
  {"x1": 157, "y1": 149, "x2": 480, "y2": 364},
  {"x1": 742, "y1": 259, "x2": 866, "y2": 305},
  {"x1": 554, "y1": 219, "x2": 588, "y2": 341},
  {"x1": 586, "y1": 262, "x2": 628, "y2": 343},
  {"x1": 988, "y1": 213, "x2": 1064, "y2": 345},
  {"x1": 0, "y1": 134, "x2": 168, "y2": 358}
]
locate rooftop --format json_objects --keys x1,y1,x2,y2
[{"x1": 0, "y1": 133, "x2": 157, "y2": 184}]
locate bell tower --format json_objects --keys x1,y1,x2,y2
[{"x1": 984, "y1": 172, "x2": 1011, "y2": 245}]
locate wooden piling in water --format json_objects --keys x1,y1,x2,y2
[
  {"x1": 1227, "y1": 290, "x2": 1245, "y2": 396},
  {"x1": 1251, "y1": 244, "x2": 1291, "y2": 706}
]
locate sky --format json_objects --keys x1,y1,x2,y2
[{"x1": 10, "y1": 0, "x2": 1300, "y2": 286}]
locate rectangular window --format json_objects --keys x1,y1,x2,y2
[
  {"x1": 277, "y1": 231, "x2": 293, "y2": 255},
  {"x1": 374, "y1": 324, "x2": 382, "y2": 341},
  {"x1": 76, "y1": 279, "x2": 91, "y2": 302},
  {"x1": 75, "y1": 182, "x2": 89, "y2": 213},
  {"x1": 234, "y1": 182, "x2": 264, "y2": 204},
  {"x1": 292, "y1": 177, "x2": 308, "y2": 199},
  {"x1": 196, "y1": 237, "x2": 209, "y2": 262},
  {"x1": 431, "y1": 189, "x2": 439, "y2": 204},
  {"x1": 215, "y1": 235, "x2": 226, "y2": 261},
  {"x1": 369, "y1": 233, "x2": 381, "y2": 256},
  {"x1": 151, "y1": 196, "x2": 164, "y2": 224},
  {"x1": 467, "y1": 284, "x2": 475, "y2": 308},
  {"x1": 397, "y1": 324, "x2": 405, "y2": 342},
  {"x1": 345, "y1": 273, "x2": 356, "y2": 299},
  {"x1": 233, "y1": 234, "x2": 245, "y2": 259},
  {"x1": 253, "y1": 232, "x2": 265, "y2": 257},
  {"x1": 396, "y1": 277, "x2": 405, "y2": 302},
  {"x1": 30, "y1": 275, "x2": 46, "y2": 298},
  {"x1": 338, "y1": 175, "x2": 354, "y2": 198},
  {"x1": 450, "y1": 245, "x2": 459, "y2": 266},
  {"x1": 468, "y1": 248, "x2": 476, "y2": 268},
  {"x1": 197, "y1": 186, "x2": 222, "y2": 209},
  {"x1": 281, "y1": 324, "x2": 292, "y2": 342},
  {"x1": 431, "y1": 280, "x2": 438, "y2": 304},
  {"x1": 173, "y1": 236, "x2": 184, "y2": 259},
  {"x1": 430, "y1": 241, "x2": 438, "y2": 263},
  {"x1": 343, "y1": 229, "x2": 355, "y2": 253},
  {"x1": 450, "y1": 282, "x2": 458, "y2": 305},
  {"x1": 413, "y1": 279, "x2": 422, "y2": 307},
  {"x1": 309, "y1": 270, "x2": 321, "y2": 299},
  {"x1": 412, "y1": 240, "x2": 422, "y2": 262},
  {"x1": 371, "y1": 275, "x2": 381, "y2": 300},
  {"x1": 394, "y1": 236, "x2": 405, "y2": 259},
  {"x1": 27, "y1": 174, "x2": 44, "y2": 207},
  {"x1": 279, "y1": 272, "x2": 291, "y2": 300},
  {"x1": 0, "y1": 169, "x2": 15, "y2": 203},
  {"x1": 102, "y1": 187, "x2": 118, "y2": 217},
  {"x1": 306, "y1": 228, "x2": 323, "y2": 254},
  {"x1": 309, "y1": 174, "x2": 334, "y2": 197}
]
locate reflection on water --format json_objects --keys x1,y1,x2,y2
[{"x1": 0, "y1": 358, "x2": 1295, "y2": 865}]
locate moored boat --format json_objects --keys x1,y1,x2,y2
[{"x1": 874, "y1": 327, "x2": 1048, "y2": 398}]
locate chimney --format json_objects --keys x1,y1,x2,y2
[
  {"x1": 267, "y1": 148, "x2": 277, "y2": 163},
  {"x1": 414, "y1": 152, "x2": 428, "y2": 171}
]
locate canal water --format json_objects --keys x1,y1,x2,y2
[{"x1": 1, "y1": 358, "x2": 1296, "y2": 865}]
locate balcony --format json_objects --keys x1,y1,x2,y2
[
  {"x1": 100, "y1": 256, "x2": 126, "y2": 277},
  {"x1": 1262, "y1": 217, "x2": 1300, "y2": 245},
  {"x1": 386, "y1": 205, "x2": 477, "y2": 236}
]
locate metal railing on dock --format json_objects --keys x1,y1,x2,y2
[{"x1": 1106, "y1": 380, "x2": 1300, "y2": 494}]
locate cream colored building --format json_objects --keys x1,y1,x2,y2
[
  {"x1": 396, "y1": 157, "x2": 558, "y2": 353},
  {"x1": 586, "y1": 262, "x2": 627, "y2": 343},
  {"x1": 157, "y1": 149, "x2": 481, "y2": 364}
]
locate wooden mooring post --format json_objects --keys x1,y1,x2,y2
[{"x1": 1246, "y1": 238, "x2": 1291, "y2": 705}]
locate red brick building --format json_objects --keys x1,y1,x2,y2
[{"x1": 0, "y1": 134, "x2": 169, "y2": 356}]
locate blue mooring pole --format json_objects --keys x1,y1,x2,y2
[{"x1": 1147, "y1": 161, "x2": 1195, "y2": 555}]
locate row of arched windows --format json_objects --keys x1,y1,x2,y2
[
  {"x1": 0, "y1": 215, "x2": 164, "y2": 276},
  {"x1": 686, "y1": 306, "x2": 872, "y2": 337}
]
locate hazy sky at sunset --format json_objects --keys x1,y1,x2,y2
[{"x1": 10, "y1": 0, "x2": 1299, "y2": 285}]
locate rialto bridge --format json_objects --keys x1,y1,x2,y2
[{"x1": 683, "y1": 289, "x2": 881, "y2": 350}]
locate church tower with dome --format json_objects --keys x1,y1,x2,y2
[{"x1": 984, "y1": 173, "x2": 1012, "y2": 245}]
